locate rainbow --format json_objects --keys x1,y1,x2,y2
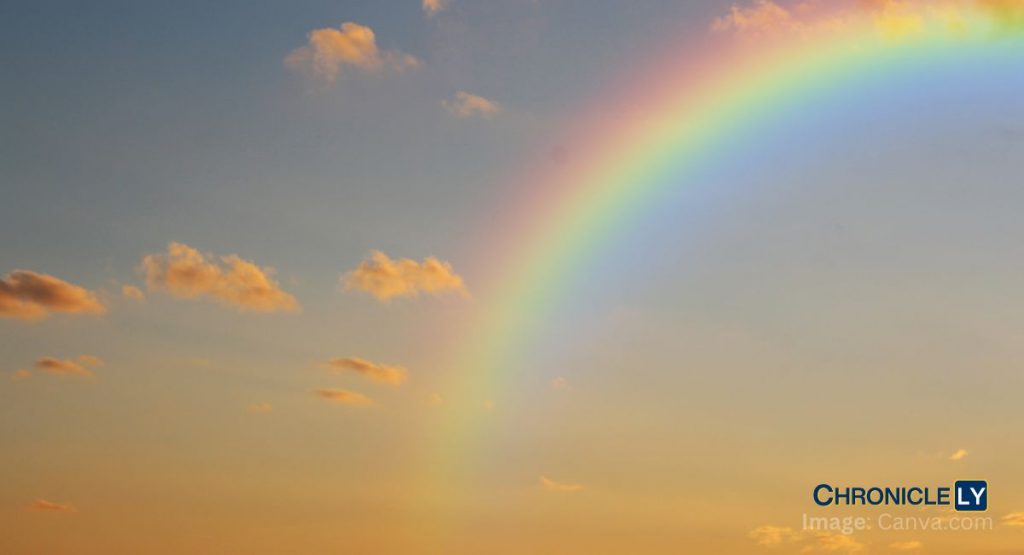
[{"x1": 425, "y1": 0, "x2": 1024, "y2": 499}]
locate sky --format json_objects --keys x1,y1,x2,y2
[{"x1": 2, "y1": 1, "x2": 1024, "y2": 553}]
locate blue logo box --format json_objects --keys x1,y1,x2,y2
[{"x1": 954, "y1": 480, "x2": 988, "y2": 512}]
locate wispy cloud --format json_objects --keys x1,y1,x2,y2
[
  {"x1": 322, "y1": 357, "x2": 407, "y2": 386},
  {"x1": 540, "y1": 476, "x2": 584, "y2": 492},
  {"x1": 10, "y1": 369, "x2": 31, "y2": 381},
  {"x1": 1002, "y1": 512, "x2": 1024, "y2": 527},
  {"x1": 889, "y1": 541, "x2": 923, "y2": 551},
  {"x1": 343, "y1": 251, "x2": 467, "y2": 302},
  {"x1": 27, "y1": 499, "x2": 76, "y2": 513},
  {"x1": 140, "y1": 242, "x2": 299, "y2": 313},
  {"x1": 749, "y1": 525, "x2": 800, "y2": 546},
  {"x1": 949, "y1": 448, "x2": 969, "y2": 461},
  {"x1": 248, "y1": 402, "x2": 273, "y2": 414},
  {"x1": 34, "y1": 357, "x2": 97, "y2": 377},
  {"x1": 315, "y1": 388, "x2": 373, "y2": 406},
  {"x1": 121, "y1": 284, "x2": 145, "y2": 301},
  {"x1": 443, "y1": 91, "x2": 502, "y2": 119},
  {"x1": 423, "y1": 0, "x2": 448, "y2": 17},
  {"x1": 0, "y1": 270, "x2": 105, "y2": 321},
  {"x1": 285, "y1": 22, "x2": 419, "y2": 83}
]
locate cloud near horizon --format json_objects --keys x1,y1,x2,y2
[
  {"x1": 140, "y1": 242, "x2": 299, "y2": 313},
  {"x1": 443, "y1": 91, "x2": 502, "y2": 119},
  {"x1": 285, "y1": 22, "x2": 419, "y2": 83},
  {"x1": 34, "y1": 356, "x2": 102, "y2": 377},
  {"x1": 0, "y1": 270, "x2": 105, "y2": 321},
  {"x1": 948, "y1": 448, "x2": 969, "y2": 461},
  {"x1": 889, "y1": 541, "x2": 923, "y2": 551},
  {"x1": 27, "y1": 499, "x2": 76, "y2": 513},
  {"x1": 315, "y1": 388, "x2": 373, "y2": 406},
  {"x1": 540, "y1": 476, "x2": 584, "y2": 492},
  {"x1": 343, "y1": 251, "x2": 467, "y2": 302},
  {"x1": 1002, "y1": 512, "x2": 1024, "y2": 527},
  {"x1": 322, "y1": 357, "x2": 407, "y2": 386}
]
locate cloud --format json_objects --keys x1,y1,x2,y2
[
  {"x1": 712, "y1": 0, "x2": 797, "y2": 36},
  {"x1": 10, "y1": 369, "x2": 31, "y2": 381},
  {"x1": 315, "y1": 388, "x2": 373, "y2": 406},
  {"x1": 343, "y1": 251, "x2": 467, "y2": 302},
  {"x1": 322, "y1": 357, "x2": 407, "y2": 386},
  {"x1": 949, "y1": 448, "x2": 969, "y2": 461},
  {"x1": 423, "y1": 0, "x2": 448, "y2": 16},
  {"x1": 78, "y1": 355, "x2": 104, "y2": 368},
  {"x1": 140, "y1": 242, "x2": 299, "y2": 313},
  {"x1": 710, "y1": 0, "x2": 1023, "y2": 41},
  {"x1": 443, "y1": 91, "x2": 502, "y2": 119},
  {"x1": 0, "y1": 270, "x2": 105, "y2": 321},
  {"x1": 1002, "y1": 512, "x2": 1024, "y2": 527},
  {"x1": 34, "y1": 357, "x2": 94, "y2": 377},
  {"x1": 27, "y1": 499, "x2": 76, "y2": 513},
  {"x1": 248, "y1": 402, "x2": 273, "y2": 414},
  {"x1": 889, "y1": 541, "x2": 923, "y2": 551},
  {"x1": 551, "y1": 376, "x2": 568, "y2": 390},
  {"x1": 749, "y1": 525, "x2": 801, "y2": 546},
  {"x1": 540, "y1": 476, "x2": 584, "y2": 492},
  {"x1": 121, "y1": 285, "x2": 145, "y2": 301},
  {"x1": 429, "y1": 393, "x2": 445, "y2": 406},
  {"x1": 812, "y1": 533, "x2": 864, "y2": 553},
  {"x1": 285, "y1": 22, "x2": 419, "y2": 83}
]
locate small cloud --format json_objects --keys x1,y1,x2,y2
[
  {"x1": 322, "y1": 357, "x2": 407, "y2": 386},
  {"x1": 315, "y1": 388, "x2": 373, "y2": 406},
  {"x1": 248, "y1": 402, "x2": 273, "y2": 414},
  {"x1": 188, "y1": 358, "x2": 213, "y2": 368},
  {"x1": 27, "y1": 499, "x2": 76, "y2": 513},
  {"x1": 10, "y1": 369, "x2": 31, "y2": 381},
  {"x1": 140, "y1": 242, "x2": 299, "y2": 313},
  {"x1": 443, "y1": 91, "x2": 502, "y2": 119},
  {"x1": 285, "y1": 22, "x2": 419, "y2": 83},
  {"x1": 343, "y1": 250, "x2": 468, "y2": 302},
  {"x1": 551, "y1": 376, "x2": 568, "y2": 390},
  {"x1": 1002, "y1": 512, "x2": 1024, "y2": 527},
  {"x1": 749, "y1": 525, "x2": 801, "y2": 547},
  {"x1": 0, "y1": 270, "x2": 105, "y2": 321},
  {"x1": 889, "y1": 541, "x2": 923, "y2": 551},
  {"x1": 811, "y1": 533, "x2": 864, "y2": 553},
  {"x1": 949, "y1": 448, "x2": 969, "y2": 461},
  {"x1": 423, "y1": 0, "x2": 448, "y2": 17},
  {"x1": 121, "y1": 285, "x2": 145, "y2": 301},
  {"x1": 540, "y1": 476, "x2": 584, "y2": 492},
  {"x1": 78, "y1": 355, "x2": 104, "y2": 368},
  {"x1": 34, "y1": 357, "x2": 93, "y2": 377},
  {"x1": 712, "y1": 0, "x2": 795, "y2": 36}
]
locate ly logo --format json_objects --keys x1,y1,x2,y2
[{"x1": 954, "y1": 480, "x2": 987, "y2": 512}]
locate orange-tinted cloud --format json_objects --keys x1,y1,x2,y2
[
  {"x1": 78, "y1": 355, "x2": 105, "y2": 368},
  {"x1": 121, "y1": 284, "x2": 145, "y2": 301},
  {"x1": 34, "y1": 357, "x2": 94, "y2": 377},
  {"x1": 423, "y1": 0, "x2": 448, "y2": 16},
  {"x1": 322, "y1": 357, "x2": 407, "y2": 386},
  {"x1": 749, "y1": 525, "x2": 801, "y2": 546},
  {"x1": 248, "y1": 402, "x2": 273, "y2": 414},
  {"x1": 285, "y1": 22, "x2": 419, "y2": 83},
  {"x1": 315, "y1": 388, "x2": 373, "y2": 406},
  {"x1": 949, "y1": 448, "x2": 969, "y2": 461},
  {"x1": 27, "y1": 499, "x2": 76, "y2": 513},
  {"x1": 443, "y1": 91, "x2": 502, "y2": 119},
  {"x1": 540, "y1": 476, "x2": 584, "y2": 492},
  {"x1": 712, "y1": 0, "x2": 797, "y2": 36},
  {"x1": 343, "y1": 250, "x2": 467, "y2": 302},
  {"x1": 1002, "y1": 512, "x2": 1024, "y2": 527},
  {"x1": 140, "y1": 242, "x2": 299, "y2": 313},
  {"x1": 10, "y1": 369, "x2": 31, "y2": 381},
  {"x1": 889, "y1": 541, "x2": 923, "y2": 551},
  {"x1": 0, "y1": 270, "x2": 105, "y2": 321},
  {"x1": 812, "y1": 533, "x2": 864, "y2": 553}
]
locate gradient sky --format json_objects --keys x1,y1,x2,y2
[{"x1": 2, "y1": 1, "x2": 1024, "y2": 553}]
